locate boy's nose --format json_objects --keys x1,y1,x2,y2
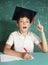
[{"x1": 23, "y1": 22, "x2": 26, "y2": 25}]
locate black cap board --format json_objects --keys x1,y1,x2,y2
[{"x1": 12, "y1": 6, "x2": 37, "y2": 23}]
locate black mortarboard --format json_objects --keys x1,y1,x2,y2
[{"x1": 12, "y1": 6, "x2": 37, "y2": 23}]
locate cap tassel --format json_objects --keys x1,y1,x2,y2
[{"x1": 32, "y1": 18, "x2": 34, "y2": 23}]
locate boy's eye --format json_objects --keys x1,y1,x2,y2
[
  {"x1": 26, "y1": 21, "x2": 29, "y2": 23},
  {"x1": 19, "y1": 20, "x2": 30, "y2": 23},
  {"x1": 20, "y1": 21, "x2": 23, "y2": 23}
]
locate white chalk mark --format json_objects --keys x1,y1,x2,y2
[
  {"x1": 24, "y1": 1, "x2": 30, "y2": 6},
  {"x1": 16, "y1": 4, "x2": 20, "y2": 7},
  {"x1": 21, "y1": 0, "x2": 23, "y2": 7}
]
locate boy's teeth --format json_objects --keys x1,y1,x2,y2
[{"x1": 23, "y1": 27, "x2": 27, "y2": 28}]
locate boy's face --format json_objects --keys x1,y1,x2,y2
[{"x1": 17, "y1": 17, "x2": 31, "y2": 33}]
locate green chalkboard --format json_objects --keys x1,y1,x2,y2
[{"x1": 0, "y1": 0, "x2": 48, "y2": 52}]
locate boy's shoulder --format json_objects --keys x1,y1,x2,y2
[
  {"x1": 29, "y1": 31, "x2": 35, "y2": 35},
  {"x1": 29, "y1": 31, "x2": 38, "y2": 37},
  {"x1": 10, "y1": 31, "x2": 18, "y2": 36}
]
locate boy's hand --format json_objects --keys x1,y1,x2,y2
[
  {"x1": 22, "y1": 52, "x2": 32, "y2": 59},
  {"x1": 37, "y1": 19, "x2": 44, "y2": 32}
]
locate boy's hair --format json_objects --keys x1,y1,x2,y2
[{"x1": 17, "y1": 11, "x2": 32, "y2": 23}]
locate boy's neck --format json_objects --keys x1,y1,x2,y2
[{"x1": 19, "y1": 31, "x2": 28, "y2": 36}]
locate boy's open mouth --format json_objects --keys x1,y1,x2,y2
[{"x1": 23, "y1": 26, "x2": 27, "y2": 29}]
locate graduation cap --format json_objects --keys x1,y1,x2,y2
[{"x1": 12, "y1": 6, "x2": 37, "y2": 23}]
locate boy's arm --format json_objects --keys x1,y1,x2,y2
[
  {"x1": 37, "y1": 20, "x2": 48, "y2": 52},
  {"x1": 3, "y1": 44, "x2": 31, "y2": 59},
  {"x1": 3, "y1": 44, "x2": 23, "y2": 57}
]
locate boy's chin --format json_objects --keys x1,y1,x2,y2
[{"x1": 22, "y1": 30, "x2": 28, "y2": 32}]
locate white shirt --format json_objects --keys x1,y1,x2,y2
[{"x1": 6, "y1": 31, "x2": 41, "y2": 52}]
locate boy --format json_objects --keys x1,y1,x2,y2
[{"x1": 3, "y1": 6, "x2": 48, "y2": 59}]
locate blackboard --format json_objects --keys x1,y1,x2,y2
[{"x1": 0, "y1": 0, "x2": 48, "y2": 51}]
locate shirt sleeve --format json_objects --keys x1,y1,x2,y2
[{"x1": 6, "y1": 33, "x2": 14, "y2": 46}]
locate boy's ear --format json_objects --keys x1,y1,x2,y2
[
  {"x1": 29, "y1": 23, "x2": 32, "y2": 26},
  {"x1": 16, "y1": 23, "x2": 19, "y2": 27},
  {"x1": 16, "y1": 24, "x2": 18, "y2": 27},
  {"x1": 29, "y1": 23, "x2": 32, "y2": 27}
]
